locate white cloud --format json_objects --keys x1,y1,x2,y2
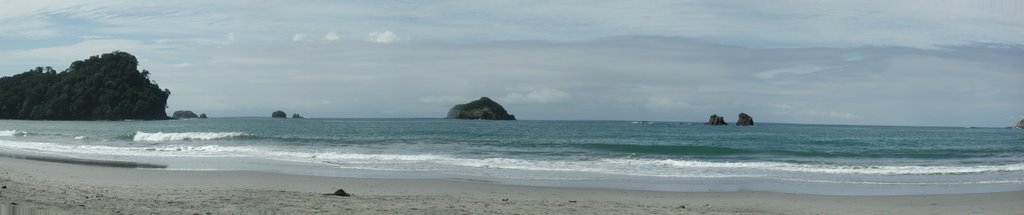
[
  {"x1": 501, "y1": 88, "x2": 571, "y2": 104},
  {"x1": 755, "y1": 65, "x2": 835, "y2": 79},
  {"x1": 10, "y1": 39, "x2": 160, "y2": 63},
  {"x1": 292, "y1": 33, "x2": 307, "y2": 42},
  {"x1": 368, "y1": 30, "x2": 399, "y2": 44},
  {"x1": 644, "y1": 96, "x2": 698, "y2": 112},
  {"x1": 324, "y1": 31, "x2": 339, "y2": 41},
  {"x1": 418, "y1": 96, "x2": 471, "y2": 104},
  {"x1": 770, "y1": 104, "x2": 862, "y2": 120}
]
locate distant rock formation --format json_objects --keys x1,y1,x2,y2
[
  {"x1": 736, "y1": 113, "x2": 754, "y2": 126},
  {"x1": 172, "y1": 110, "x2": 199, "y2": 119},
  {"x1": 292, "y1": 113, "x2": 304, "y2": 119},
  {"x1": 446, "y1": 97, "x2": 516, "y2": 120},
  {"x1": 1017, "y1": 119, "x2": 1024, "y2": 129},
  {"x1": 272, "y1": 110, "x2": 287, "y2": 118},
  {"x1": 705, "y1": 114, "x2": 727, "y2": 125},
  {"x1": 199, "y1": 113, "x2": 208, "y2": 119}
]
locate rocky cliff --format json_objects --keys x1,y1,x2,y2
[
  {"x1": 447, "y1": 97, "x2": 516, "y2": 120},
  {"x1": 1017, "y1": 119, "x2": 1024, "y2": 129}
]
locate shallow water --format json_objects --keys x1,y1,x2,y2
[{"x1": 1, "y1": 118, "x2": 1022, "y2": 195}]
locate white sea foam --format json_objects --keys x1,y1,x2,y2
[
  {"x1": 601, "y1": 158, "x2": 1024, "y2": 175},
  {"x1": 1, "y1": 138, "x2": 1022, "y2": 180},
  {"x1": 133, "y1": 131, "x2": 246, "y2": 141},
  {"x1": 0, "y1": 130, "x2": 26, "y2": 137},
  {"x1": 74, "y1": 136, "x2": 87, "y2": 140}
]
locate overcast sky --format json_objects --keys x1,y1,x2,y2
[{"x1": 1, "y1": 1, "x2": 1022, "y2": 126}]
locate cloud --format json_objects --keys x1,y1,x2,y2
[
  {"x1": 1, "y1": 1, "x2": 1022, "y2": 49},
  {"x1": 645, "y1": 96, "x2": 699, "y2": 112},
  {"x1": 0, "y1": 1, "x2": 1020, "y2": 126},
  {"x1": 292, "y1": 33, "x2": 307, "y2": 42},
  {"x1": 754, "y1": 65, "x2": 835, "y2": 79},
  {"x1": 8, "y1": 39, "x2": 162, "y2": 64},
  {"x1": 130, "y1": 36, "x2": 1017, "y2": 125},
  {"x1": 770, "y1": 104, "x2": 862, "y2": 120},
  {"x1": 368, "y1": 30, "x2": 399, "y2": 44},
  {"x1": 324, "y1": 31, "x2": 339, "y2": 41},
  {"x1": 228, "y1": 32, "x2": 236, "y2": 43},
  {"x1": 418, "y1": 96, "x2": 471, "y2": 104},
  {"x1": 501, "y1": 88, "x2": 571, "y2": 104}
]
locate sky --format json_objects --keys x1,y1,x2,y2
[{"x1": 1, "y1": 0, "x2": 1022, "y2": 127}]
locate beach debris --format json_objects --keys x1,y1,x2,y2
[
  {"x1": 1, "y1": 185, "x2": 6, "y2": 189},
  {"x1": 325, "y1": 188, "x2": 351, "y2": 196},
  {"x1": 501, "y1": 198, "x2": 508, "y2": 201},
  {"x1": 569, "y1": 200, "x2": 577, "y2": 203}
]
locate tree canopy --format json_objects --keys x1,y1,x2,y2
[{"x1": 0, "y1": 51, "x2": 171, "y2": 120}]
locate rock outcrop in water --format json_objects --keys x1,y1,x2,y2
[
  {"x1": 292, "y1": 113, "x2": 304, "y2": 119},
  {"x1": 172, "y1": 110, "x2": 199, "y2": 119},
  {"x1": 272, "y1": 110, "x2": 287, "y2": 118},
  {"x1": 199, "y1": 113, "x2": 208, "y2": 119},
  {"x1": 736, "y1": 112, "x2": 754, "y2": 126},
  {"x1": 705, "y1": 114, "x2": 727, "y2": 125},
  {"x1": 446, "y1": 97, "x2": 516, "y2": 120},
  {"x1": 1017, "y1": 119, "x2": 1024, "y2": 129}
]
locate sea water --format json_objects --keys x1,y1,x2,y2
[{"x1": 1, "y1": 118, "x2": 1021, "y2": 195}]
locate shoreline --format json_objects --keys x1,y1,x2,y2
[{"x1": 1, "y1": 157, "x2": 1022, "y2": 214}]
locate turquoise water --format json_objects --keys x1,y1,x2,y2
[{"x1": 1, "y1": 118, "x2": 1022, "y2": 195}]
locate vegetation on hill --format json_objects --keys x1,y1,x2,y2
[
  {"x1": 0, "y1": 51, "x2": 170, "y2": 120},
  {"x1": 172, "y1": 110, "x2": 199, "y2": 119}
]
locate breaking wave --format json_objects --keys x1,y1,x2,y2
[
  {"x1": 132, "y1": 131, "x2": 247, "y2": 141},
  {"x1": 1, "y1": 138, "x2": 1020, "y2": 179},
  {"x1": 0, "y1": 130, "x2": 27, "y2": 137}
]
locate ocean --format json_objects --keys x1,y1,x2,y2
[{"x1": 1, "y1": 118, "x2": 1022, "y2": 195}]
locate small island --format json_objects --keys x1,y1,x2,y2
[
  {"x1": 272, "y1": 110, "x2": 287, "y2": 118},
  {"x1": 1016, "y1": 118, "x2": 1024, "y2": 129},
  {"x1": 172, "y1": 110, "x2": 199, "y2": 119},
  {"x1": 0, "y1": 51, "x2": 170, "y2": 120},
  {"x1": 446, "y1": 97, "x2": 516, "y2": 120}
]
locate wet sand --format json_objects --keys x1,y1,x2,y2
[{"x1": 1, "y1": 156, "x2": 1021, "y2": 214}]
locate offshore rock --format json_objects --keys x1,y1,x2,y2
[
  {"x1": 292, "y1": 113, "x2": 304, "y2": 119},
  {"x1": 172, "y1": 110, "x2": 199, "y2": 119},
  {"x1": 446, "y1": 97, "x2": 516, "y2": 120},
  {"x1": 1017, "y1": 119, "x2": 1024, "y2": 129},
  {"x1": 736, "y1": 112, "x2": 754, "y2": 126},
  {"x1": 272, "y1": 110, "x2": 287, "y2": 118},
  {"x1": 706, "y1": 114, "x2": 727, "y2": 125},
  {"x1": 198, "y1": 113, "x2": 208, "y2": 119}
]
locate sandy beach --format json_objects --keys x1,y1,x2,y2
[{"x1": 0, "y1": 156, "x2": 1019, "y2": 214}]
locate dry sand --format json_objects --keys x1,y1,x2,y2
[{"x1": 1, "y1": 156, "x2": 1021, "y2": 214}]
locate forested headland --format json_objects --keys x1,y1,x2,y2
[{"x1": 0, "y1": 51, "x2": 171, "y2": 120}]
